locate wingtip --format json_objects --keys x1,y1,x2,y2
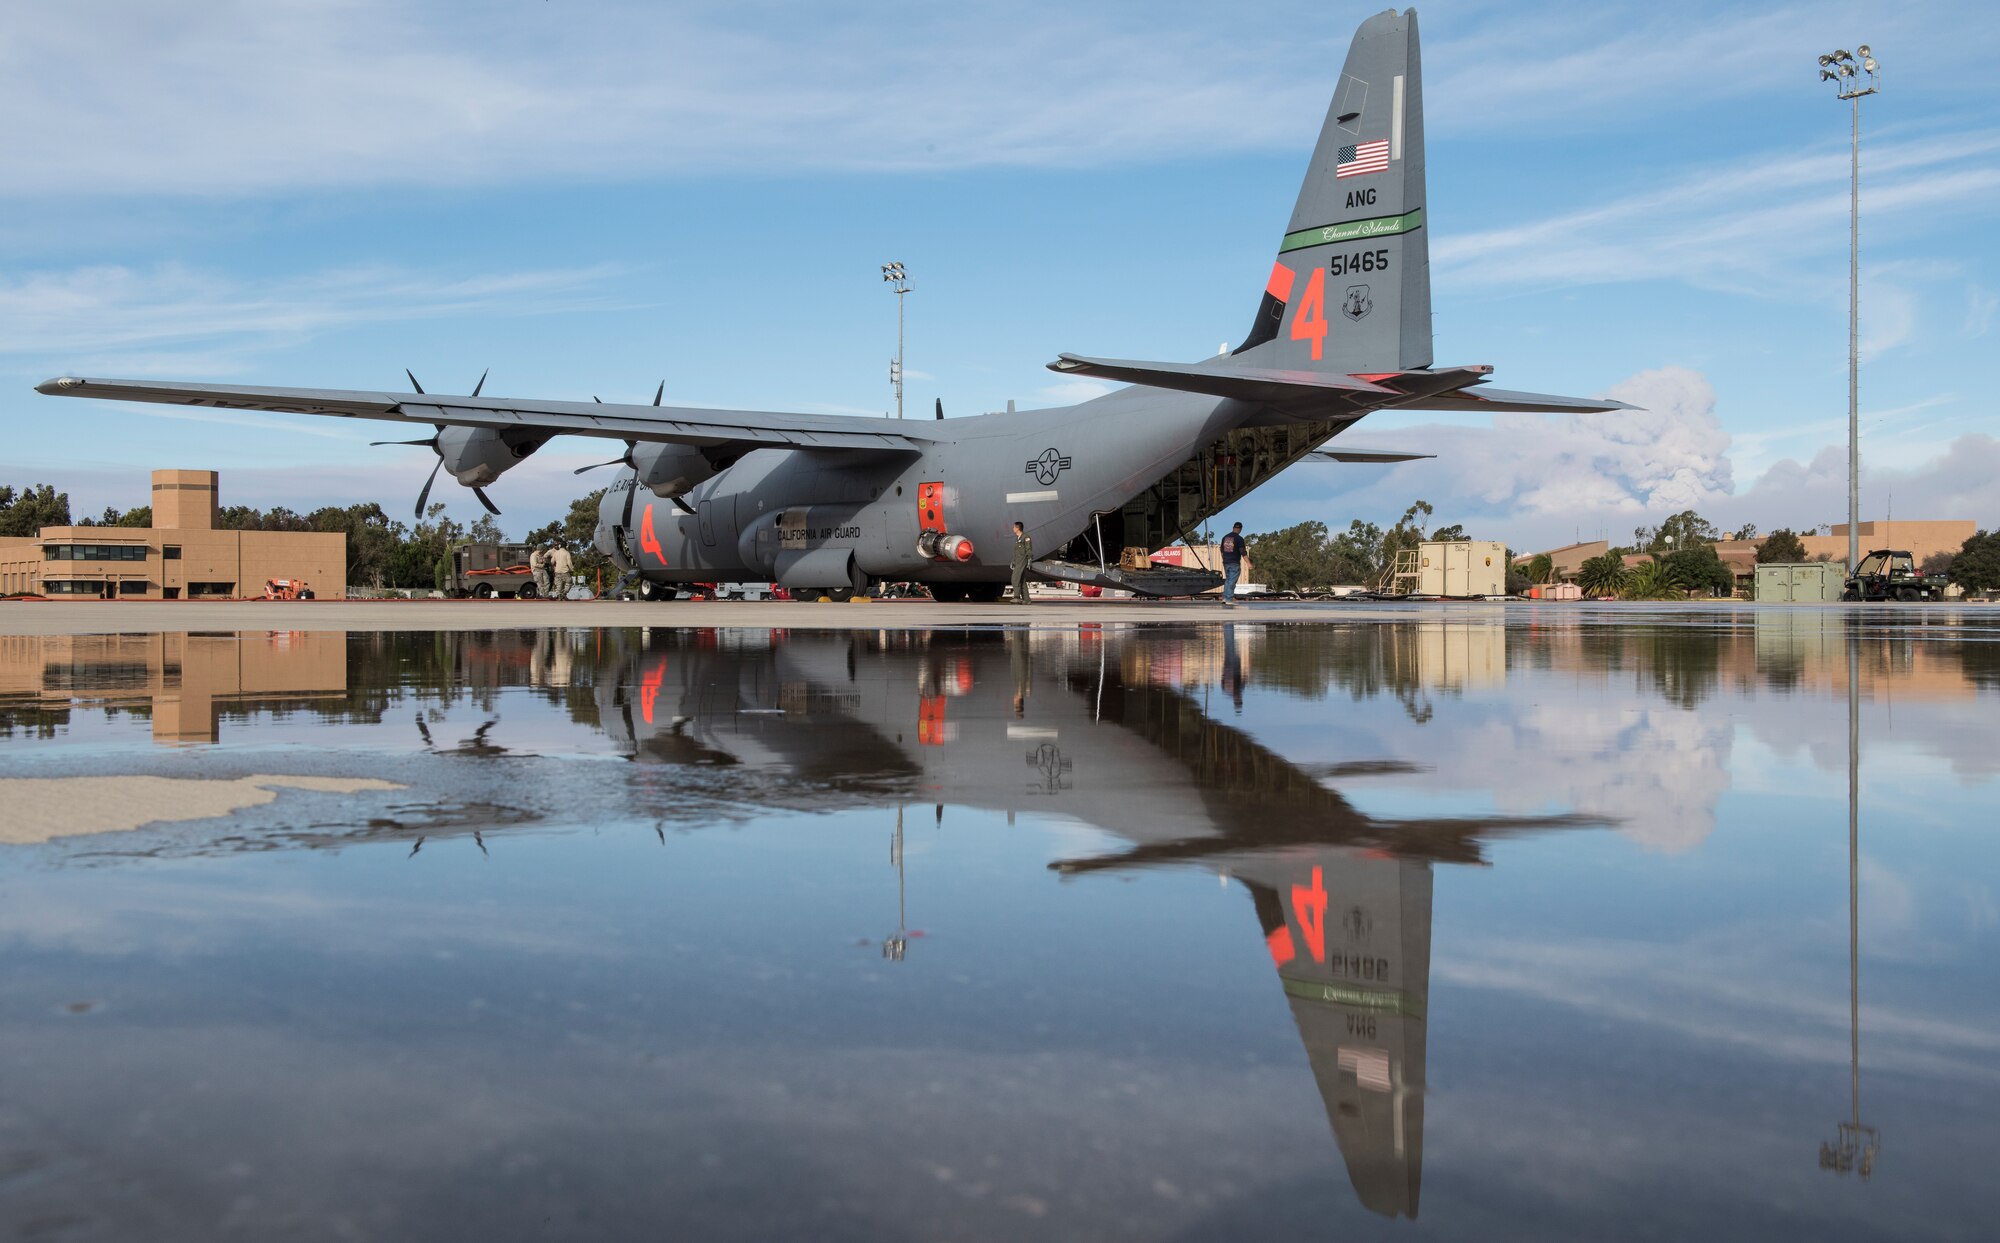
[{"x1": 36, "y1": 376, "x2": 84, "y2": 395}]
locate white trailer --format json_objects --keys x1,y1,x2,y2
[{"x1": 1416, "y1": 540, "x2": 1506, "y2": 597}]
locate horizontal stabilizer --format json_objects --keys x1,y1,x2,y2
[
  {"x1": 1386, "y1": 384, "x2": 1635, "y2": 415},
  {"x1": 1307, "y1": 448, "x2": 1435, "y2": 463},
  {"x1": 1048, "y1": 353, "x2": 1394, "y2": 406}
]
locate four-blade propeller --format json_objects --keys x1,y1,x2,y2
[
  {"x1": 371, "y1": 369, "x2": 500, "y2": 518},
  {"x1": 574, "y1": 380, "x2": 665, "y2": 476}
]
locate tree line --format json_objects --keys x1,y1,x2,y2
[{"x1": 1242, "y1": 502, "x2": 2000, "y2": 596}]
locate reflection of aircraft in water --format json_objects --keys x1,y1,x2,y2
[{"x1": 593, "y1": 628, "x2": 1607, "y2": 1217}]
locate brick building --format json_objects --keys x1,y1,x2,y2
[{"x1": 0, "y1": 470, "x2": 343, "y2": 599}]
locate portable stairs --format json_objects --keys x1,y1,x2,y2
[{"x1": 1377, "y1": 547, "x2": 1420, "y2": 596}]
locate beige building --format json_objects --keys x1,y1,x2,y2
[
  {"x1": 0, "y1": 631, "x2": 348, "y2": 743},
  {"x1": 1519, "y1": 520, "x2": 1979, "y2": 590},
  {"x1": 1797, "y1": 521, "x2": 1975, "y2": 566},
  {"x1": 0, "y1": 470, "x2": 344, "y2": 600},
  {"x1": 1515, "y1": 539, "x2": 1609, "y2": 582}
]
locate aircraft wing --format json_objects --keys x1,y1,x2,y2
[{"x1": 34, "y1": 376, "x2": 929, "y2": 454}]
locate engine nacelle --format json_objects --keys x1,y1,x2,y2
[
  {"x1": 437, "y1": 426, "x2": 546, "y2": 486},
  {"x1": 916, "y1": 530, "x2": 976, "y2": 563},
  {"x1": 631, "y1": 442, "x2": 729, "y2": 498}
]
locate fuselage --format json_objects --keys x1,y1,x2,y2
[{"x1": 597, "y1": 385, "x2": 1337, "y2": 590}]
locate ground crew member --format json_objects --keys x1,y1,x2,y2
[
  {"x1": 1219, "y1": 521, "x2": 1246, "y2": 607},
  {"x1": 1010, "y1": 522, "x2": 1033, "y2": 604},
  {"x1": 548, "y1": 543, "x2": 573, "y2": 598},
  {"x1": 528, "y1": 545, "x2": 548, "y2": 598}
]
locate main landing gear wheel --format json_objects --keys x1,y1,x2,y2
[{"x1": 637, "y1": 580, "x2": 677, "y2": 602}]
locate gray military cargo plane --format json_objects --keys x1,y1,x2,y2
[{"x1": 38, "y1": 8, "x2": 1625, "y2": 602}]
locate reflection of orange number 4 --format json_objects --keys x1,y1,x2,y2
[
  {"x1": 1290, "y1": 268, "x2": 1328, "y2": 361},
  {"x1": 1290, "y1": 866, "x2": 1327, "y2": 962}
]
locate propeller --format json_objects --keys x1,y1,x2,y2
[
  {"x1": 373, "y1": 368, "x2": 496, "y2": 518},
  {"x1": 573, "y1": 381, "x2": 666, "y2": 475},
  {"x1": 574, "y1": 448, "x2": 632, "y2": 475}
]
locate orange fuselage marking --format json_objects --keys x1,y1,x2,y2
[
  {"x1": 639, "y1": 503, "x2": 665, "y2": 563},
  {"x1": 917, "y1": 482, "x2": 947, "y2": 533}
]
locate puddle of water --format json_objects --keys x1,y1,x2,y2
[{"x1": 1, "y1": 617, "x2": 1995, "y2": 1239}]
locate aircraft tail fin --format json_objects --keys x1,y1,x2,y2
[{"x1": 1232, "y1": 8, "x2": 1430, "y2": 375}]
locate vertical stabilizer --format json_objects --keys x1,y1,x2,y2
[{"x1": 1234, "y1": 8, "x2": 1430, "y2": 375}]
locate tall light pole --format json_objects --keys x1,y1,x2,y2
[
  {"x1": 882, "y1": 261, "x2": 911, "y2": 419},
  {"x1": 1817, "y1": 45, "x2": 1879, "y2": 575}
]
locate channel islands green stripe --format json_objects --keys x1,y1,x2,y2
[
  {"x1": 1281, "y1": 977, "x2": 1423, "y2": 1017},
  {"x1": 1279, "y1": 208, "x2": 1424, "y2": 253}
]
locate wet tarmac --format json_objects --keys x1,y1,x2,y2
[{"x1": 2, "y1": 613, "x2": 1996, "y2": 1239}]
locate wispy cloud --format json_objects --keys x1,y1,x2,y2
[
  {"x1": 0, "y1": 1, "x2": 1322, "y2": 196},
  {"x1": 1435, "y1": 129, "x2": 2000, "y2": 300},
  {"x1": 0, "y1": 262, "x2": 626, "y2": 360},
  {"x1": 7, "y1": 2, "x2": 1990, "y2": 196}
]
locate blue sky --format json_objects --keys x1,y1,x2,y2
[{"x1": 4, "y1": 0, "x2": 1996, "y2": 549}]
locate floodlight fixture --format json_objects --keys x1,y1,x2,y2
[{"x1": 882, "y1": 261, "x2": 912, "y2": 417}]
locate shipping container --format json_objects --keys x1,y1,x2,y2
[
  {"x1": 1417, "y1": 540, "x2": 1506, "y2": 597},
  {"x1": 1753, "y1": 562, "x2": 1845, "y2": 603}
]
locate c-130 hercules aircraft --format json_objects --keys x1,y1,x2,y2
[{"x1": 39, "y1": 8, "x2": 1625, "y2": 602}]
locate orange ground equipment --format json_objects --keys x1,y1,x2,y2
[{"x1": 262, "y1": 579, "x2": 316, "y2": 600}]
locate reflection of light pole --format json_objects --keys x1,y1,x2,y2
[
  {"x1": 1820, "y1": 636, "x2": 1881, "y2": 1178},
  {"x1": 1816, "y1": 45, "x2": 1879, "y2": 575},
  {"x1": 884, "y1": 805, "x2": 908, "y2": 961},
  {"x1": 882, "y1": 262, "x2": 911, "y2": 420}
]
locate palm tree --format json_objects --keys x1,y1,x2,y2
[
  {"x1": 1576, "y1": 551, "x2": 1629, "y2": 596},
  {"x1": 1525, "y1": 552, "x2": 1555, "y2": 584},
  {"x1": 1620, "y1": 557, "x2": 1683, "y2": 601}
]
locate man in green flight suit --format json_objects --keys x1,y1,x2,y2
[{"x1": 1009, "y1": 521, "x2": 1033, "y2": 604}]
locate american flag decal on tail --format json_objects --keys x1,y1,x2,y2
[{"x1": 1336, "y1": 138, "x2": 1389, "y2": 178}]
